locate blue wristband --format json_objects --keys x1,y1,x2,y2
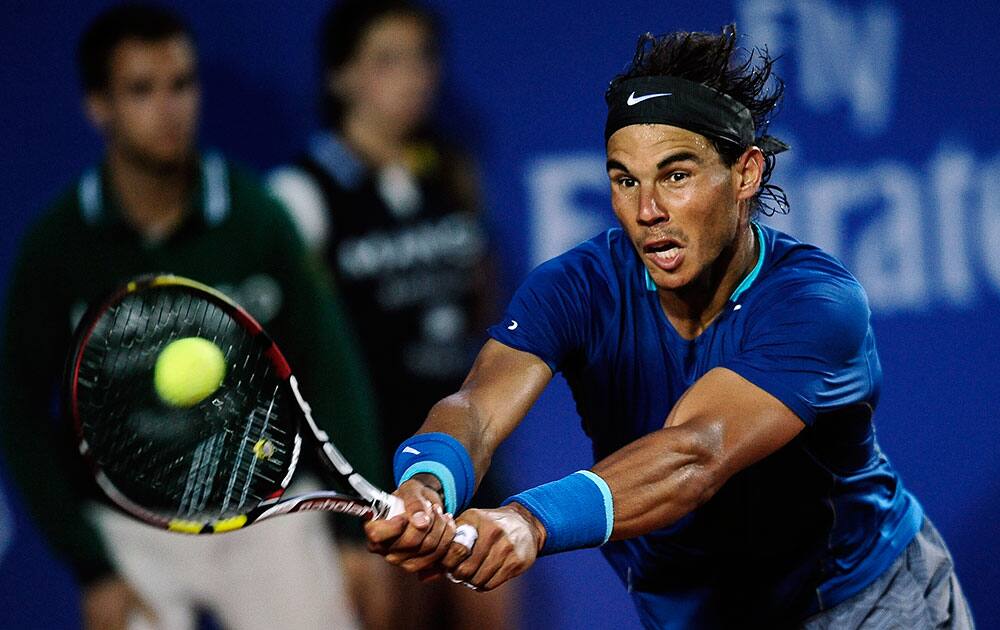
[
  {"x1": 502, "y1": 470, "x2": 614, "y2": 556},
  {"x1": 393, "y1": 433, "x2": 475, "y2": 514}
]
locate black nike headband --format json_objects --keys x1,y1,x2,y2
[{"x1": 604, "y1": 76, "x2": 789, "y2": 155}]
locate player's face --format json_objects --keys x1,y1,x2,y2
[
  {"x1": 334, "y1": 13, "x2": 439, "y2": 138},
  {"x1": 88, "y1": 36, "x2": 200, "y2": 170},
  {"x1": 606, "y1": 124, "x2": 757, "y2": 293}
]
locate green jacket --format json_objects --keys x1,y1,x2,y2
[{"x1": 0, "y1": 153, "x2": 385, "y2": 585}]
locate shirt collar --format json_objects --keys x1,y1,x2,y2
[
  {"x1": 728, "y1": 222, "x2": 766, "y2": 303},
  {"x1": 77, "y1": 151, "x2": 230, "y2": 229}
]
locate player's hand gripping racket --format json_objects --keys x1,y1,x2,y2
[{"x1": 66, "y1": 274, "x2": 477, "y2": 553}]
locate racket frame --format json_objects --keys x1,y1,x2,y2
[{"x1": 66, "y1": 274, "x2": 402, "y2": 535}]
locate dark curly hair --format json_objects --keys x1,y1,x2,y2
[{"x1": 607, "y1": 24, "x2": 788, "y2": 216}]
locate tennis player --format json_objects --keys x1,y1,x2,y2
[{"x1": 366, "y1": 25, "x2": 975, "y2": 628}]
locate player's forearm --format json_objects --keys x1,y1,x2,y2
[
  {"x1": 496, "y1": 420, "x2": 725, "y2": 556},
  {"x1": 593, "y1": 368, "x2": 804, "y2": 539},
  {"x1": 394, "y1": 340, "x2": 550, "y2": 518},
  {"x1": 417, "y1": 391, "x2": 502, "y2": 481},
  {"x1": 414, "y1": 339, "x2": 550, "y2": 482},
  {"x1": 591, "y1": 422, "x2": 727, "y2": 540}
]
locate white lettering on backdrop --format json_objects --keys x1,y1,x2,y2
[{"x1": 738, "y1": 0, "x2": 899, "y2": 135}]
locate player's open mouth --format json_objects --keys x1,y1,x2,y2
[{"x1": 643, "y1": 239, "x2": 685, "y2": 272}]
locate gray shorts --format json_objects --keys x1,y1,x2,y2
[{"x1": 802, "y1": 518, "x2": 974, "y2": 629}]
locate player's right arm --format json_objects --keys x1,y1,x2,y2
[
  {"x1": 365, "y1": 241, "x2": 597, "y2": 574},
  {"x1": 419, "y1": 339, "x2": 552, "y2": 478},
  {"x1": 364, "y1": 339, "x2": 552, "y2": 573}
]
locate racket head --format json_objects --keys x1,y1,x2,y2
[{"x1": 66, "y1": 274, "x2": 303, "y2": 534}]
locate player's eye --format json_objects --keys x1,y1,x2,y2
[
  {"x1": 666, "y1": 171, "x2": 688, "y2": 183},
  {"x1": 615, "y1": 176, "x2": 637, "y2": 188}
]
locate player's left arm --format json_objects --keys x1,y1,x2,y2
[
  {"x1": 443, "y1": 280, "x2": 870, "y2": 590},
  {"x1": 440, "y1": 369, "x2": 801, "y2": 590},
  {"x1": 587, "y1": 282, "x2": 865, "y2": 536},
  {"x1": 596, "y1": 282, "x2": 875, "y2": 538}
]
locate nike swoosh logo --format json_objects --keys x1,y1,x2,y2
[
  {"x1": 626, "y1": 91, "x2": 672, "y2": 106},
  {"x1": 402, "y1": 446, "x2": 421, "y2": 455},
  {"x1": 507, "y1": 320, "x2": 518, "y2": 330}
]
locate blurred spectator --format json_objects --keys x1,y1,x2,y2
[
  {"x1": 0, "y1": 4, "x2": 384, "y2": 629},
  {"x1": 268, "y1": 1, "x2": 516, "y2": 628}
]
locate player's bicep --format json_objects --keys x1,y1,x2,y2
[{"x1": 666, "y1": 367, "x2": 804, "y2": 479}]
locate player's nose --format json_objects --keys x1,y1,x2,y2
[{"x1": 637, "y1": 189, "x2": 667, "y2": 226}]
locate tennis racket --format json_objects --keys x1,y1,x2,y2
[{"x1": 66, "y1": 274, "x2": 477, "y2": 550}]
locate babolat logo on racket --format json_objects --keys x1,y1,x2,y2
[{"x1": 292, "y1": 498, "x2": 374, "y2": 518}]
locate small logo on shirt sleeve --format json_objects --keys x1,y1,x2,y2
[{"x1": 507, "y1": 320, "x2": 518, "y2": 330}]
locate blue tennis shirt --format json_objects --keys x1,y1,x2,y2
[{"x1": 488, "y1": 223, "x2": 922, "y2": 626}]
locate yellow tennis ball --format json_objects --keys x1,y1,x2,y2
[{"x1": 154, "y1": 337, "x2": 227, "y2": 407}]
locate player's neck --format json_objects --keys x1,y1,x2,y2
[
  {"x1": 340, "y1": 114, "x2": 408, "y2": 168},
  {"x1": 659, "y1": 223, "x2": 757, "y2": 340},
  {"x1": 106, "y1": 145, "x2": 194, "y2": 242}
]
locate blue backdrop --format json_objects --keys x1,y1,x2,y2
[{"x1": 1, "y1": 1, "x2": 997, "y2": 628}]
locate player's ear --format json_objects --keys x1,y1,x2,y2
[
  {"x1": 734, "y1": 146, "x2": 764, "y2": 203},
  {"x1": 84, "y1": 92, "x2": 111, "y2": 131}
]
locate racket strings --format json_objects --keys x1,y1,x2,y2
[
  {"x1": 76, "y1": 285, "x2": 299, "y2": 523},
  {"x1": 92, "y1": 293, "x2": 223, "y2": 478}
]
